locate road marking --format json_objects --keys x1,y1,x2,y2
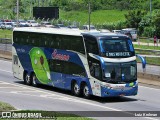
[
  {"x1": 0, "y1": 59, "x2": 12, "y2": 63},
  {"x1": 0, "y1": 87, "x2": 21, "y2": 88},
  {"x1": 139, "y1": 86, "x2": 160, "y2": 91},
  {"x1": 0, "y1": 69, "x2": 12, "y2": 73},
  {"x1": 0, "y1": 82, "x2": 11, "y2": 84}
]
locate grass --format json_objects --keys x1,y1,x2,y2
[
  {"x1": 0, "y1": 101, "x2": 16, "y2": 111},
  {"x1": 0, "y1": 101, "x2": 92, "y2": 120},
  {"x1": 134, "y1": 44, "x2": 160, "y2": 50},
  {"x1": 134, "y1": 44, "x2": 160, "y2": 66},
  {"x1": 0, "y1": 29, "x2": 12, "y2": 39},
  {"x1": 137, "y1": 57, "x2": 160, "y2": 66},
  {"x1": 60, "y1": 10, "x2": 127, "y2": 25},
  {"x1": 138, "y1": 38, "x2": 154, "y2": 43}
]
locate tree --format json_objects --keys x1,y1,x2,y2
[
  {"x1": 153, "y1": 12, "x2": 160, "y2": 38},
  {"x1": 124, "y1": 10, "x2": 146, "y2": 29}
]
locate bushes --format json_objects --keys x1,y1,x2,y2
[{"x1": 142, "y1": 27, "x2": 155, "y2": 37}]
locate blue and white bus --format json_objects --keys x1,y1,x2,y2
[{"x1": 12, "y1": 27, "x2": 138, "y2": 98}]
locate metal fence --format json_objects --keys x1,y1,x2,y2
[
  {"x1": 0, "y1": 38, "x2": 12, "y2": 52},
  {"x1": 137, "y1": 37, "x2": 160, "y2": 47}
]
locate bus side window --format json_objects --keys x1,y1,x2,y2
[
  {"x1": 64, "y1": 62, "x2": 86, "y2": 77},
  {"x1": 52, "y1": 37, "x2": 60, "y2": 49},
  {"x1": 88, "y1": 57, "x2": 102, "y2": 80},
  {"x1": 49, "y1": 60, "x2": 63, "y2": 73},
  {"x1": 84, "y1": 36, "x2": 99, "y2": 55},
  {"x1": 26, "y1": 35, "x2": 30, "y2": 45},
  {"x1": 28, "y1": 33, "x2": 36, "y2": 46},
  {"x1": 60, "y1": 36, "x2": 70, "y2": 50},
  {"x1": 71, "y1": 37, "x2": 85, "y2": 54},
  {"x1": 52, "y1": 39, "x2": 59, "y2": 49},
  {"x1": 50, "y1": 35, "x2": 57, "y2": 48},
  {"x1": 41, "y1": 34, "x2": 47, "y2": 47}
]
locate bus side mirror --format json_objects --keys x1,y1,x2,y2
[{"x1": 136, "y1": 54, "x2": 146, "y2": 72}]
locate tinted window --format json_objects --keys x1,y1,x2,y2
[
  {"x1": 49, "y1": 60, "x2": 63, "y2": 73},
  {"x1": 88, "y1": 56, "x2": 102, "y2": 80},
  {"x1": 101, "y1": 40, "x2": 129, "y2": 52},
  {"x1": 84, "y1": 36, "x2": 99, "y2": 54},
  {"x1": 59, "y1": 35, "x2": 85, "y2": 54},
  {"x1": 49, "y1": 60, "x2": 86, "y2": 77},
  {"x1": 13, "y1": 32, "x2": 85, "y2": 54},
  {"x1": 104, "y1": 61, "x2": 137, "y2": 83}
]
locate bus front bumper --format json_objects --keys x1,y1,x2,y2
[{"x1": 100, "y1": 82, "x2": 138, "y2": 97}]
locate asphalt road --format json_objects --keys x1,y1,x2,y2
[
  {"x1": 0, "y1": 59, "x2": 160, "y2": 120},
  {"x1": 137, "y1": 63, "x2": 160, "y2": 76}
]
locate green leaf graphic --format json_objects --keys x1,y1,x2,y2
[{"x1": 29, "y1": 47, "x2": 51, "y2": 84}]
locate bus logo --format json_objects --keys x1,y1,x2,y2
[
  {"x1": 1, "y1": 112, "x2": 11, "y2": 118},
  {"x1": 52, "y1": 49, "x2": 70, "y2": 61}
]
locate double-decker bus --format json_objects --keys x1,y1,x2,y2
[{"x1": 12, "y1": 27, "x2": 138, "y2": 98}]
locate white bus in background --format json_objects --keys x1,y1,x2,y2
[
  {"x1": 121, "y1": 28, "x2": 138, "y2": 41},
  {"x1": 82, "y1": 25, "x2": 98, "y2": 32}
]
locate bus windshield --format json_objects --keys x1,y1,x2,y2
[
  {"x1": 104, "y1": 61, "x2": 137, "y2": 83},
  {"x1": 99, "y1": 39, "x2": 135, "y2": 58}
]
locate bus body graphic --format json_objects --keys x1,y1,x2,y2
[
  {"x1": 12, "y1": 27, "x2": 138, "y2": 98},
  {"x1": 29, "y1": 47, "x2": 51, "y2": 84}
]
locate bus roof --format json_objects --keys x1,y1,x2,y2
[
  {"x1": 13, "y1": 27, "x2": 82, "y2": 36},
  {"x1": 13, "y1": 27, "x2": 128, "y2": 38},
  {"x1": 82, "y1": 31, "x2": 128, "y2": 38}
]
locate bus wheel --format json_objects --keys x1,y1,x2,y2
[
  {"x1": 72, "y1": 82, "x2": 80, "y2": 96},
  {"x1": 31, "y1": 73, "x2": 38, "y2": 87},
  {"x1": 82, "y1": 84, "x2": 90, "y2": 98},
  {"x1": 24, "y1": 74, "x2": 31, "y2": 85}
]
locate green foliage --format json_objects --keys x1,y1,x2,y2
[
  {"x1": 1, "y1": 0, "x2": 160, "y2": 37},
  {"x1": 0, "y1": 101, "x2": 16, "y2": 111},
  {"x1": 124, "y1": 10, "x2": 146, "y2": 29},
  {"x1": 142, "y1": 26, "x2": 155, "y2": 37},
  {"x1": 153, "y1": 11, "x2": 160, "y2": 37}
]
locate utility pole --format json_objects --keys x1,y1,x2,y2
[
  {"x1": 88, "y1": 0, "x2": 91, "y2": 31},
  {"x1": 16, "y1": 0, "x2": 19, "y2": 27},
  {"x1": 30, "y1": 0, "x2": 32, "y2": 19},
  {"x1": 150, "y1": 0, "x2": 152, "y2": 17},
  {"x1": 38, "y1": 0, "x2": 40, "y2": 7}
]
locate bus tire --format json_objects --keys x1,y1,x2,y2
[
  {"x1": 82, "y1": 84, "x2": 90, "y2": 99},
  {"x1": 72, "y1": 82, "x2": 81, "y2": 96},
  {"x1": 24, "y1": 73, "x2": 31, "y2": 85},
  {"x1": 31, "y1": 73, "x2": 38, "y2": 87}
]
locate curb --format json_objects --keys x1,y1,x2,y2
[
  {"x1": 0, "y1": 50, "x2": 12, "y2": 60},
  {"x1": 138, "y1": 72, "x2": 160, "y2": 86},
  {"x1": 0, "y1": 50, "x2": 159, "y2": 86}
]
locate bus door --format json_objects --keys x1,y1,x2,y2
[
  {"x1": 51, "y1": 60, "x2": 64, "y2": 88},
  {"x1": 12, "y1": 55, "x2": 19, "y2": 78}
]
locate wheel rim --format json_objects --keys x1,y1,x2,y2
[
  {"x1": 74, "y1": 83, "x2": 80, "y2": 95},
  {"x1": 32, "y1": 75, "x2": 37, "y2": 85},
  {"x1": 83, "y1": 85, "x2": 89, "y2": 97},
  {"x1": 25, "y1": 75, "x2": 30, "y2": 84}
]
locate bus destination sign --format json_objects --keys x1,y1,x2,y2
[{"x1": 106, "y1": 52, "x2": 130, "y2": 57}]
